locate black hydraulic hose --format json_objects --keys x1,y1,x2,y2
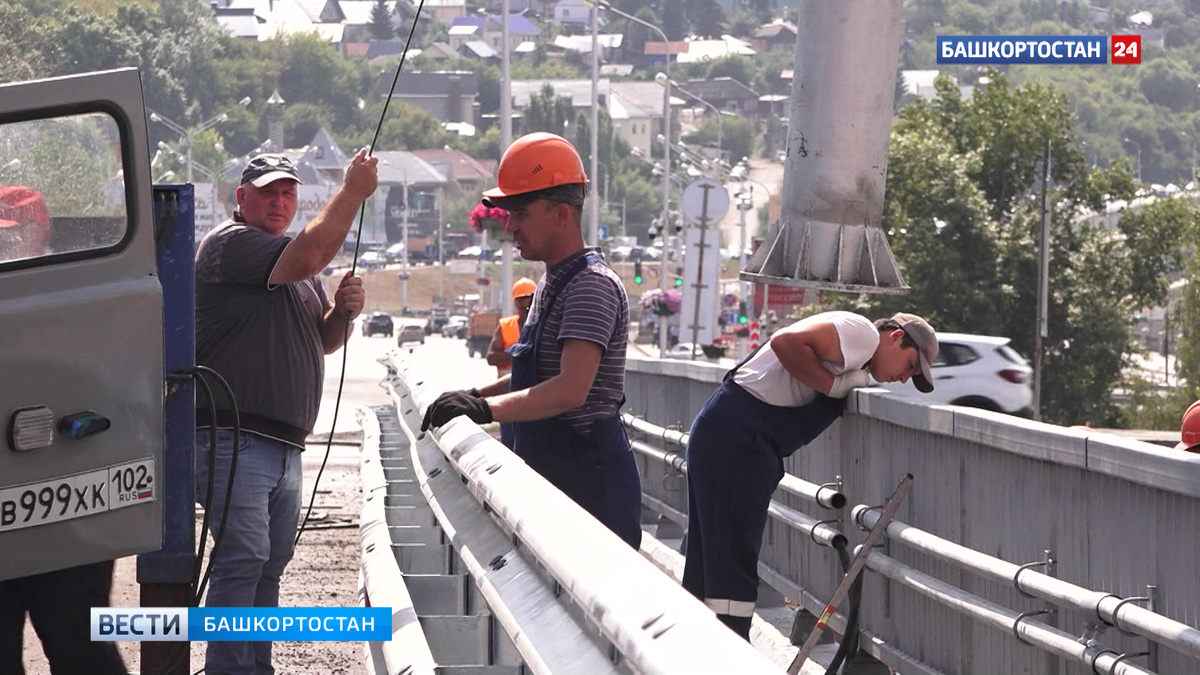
[
  {"x1": 826, "y1": 540, "x2": 865, "y2": 675},
  {"x1": 190, "y1": 365, "x2": 241, "y2": 606},
  {"x1": 190, "y1": 371, "x2": 219, "y2": 597},
  {"x1": 294, "y1": 0, "x2": 428, "y2": 548}
]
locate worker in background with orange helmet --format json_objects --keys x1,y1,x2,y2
[
  {"x1": 488, "y1": 277, "x2": 537, "y2": 447},
  {"x1": 1176, "y1": 400, "x2": 1200, "y2": 453},
  {"x1": 421, "y1": 132, "x2": 641, "y2": 549}
]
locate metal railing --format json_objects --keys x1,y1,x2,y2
[
  {"x1": 622, "y1": 412, "x2": 1190, "y2": 675},
  {"x1": 374, "y1": 354, "x2": 785, "y2": 675}
]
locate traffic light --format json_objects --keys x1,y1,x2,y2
[
  {"x1": 674, "y1": 276, "x2": 684, "y2": 287},
  {"x1": 674, "y1": 265, "x2": 684, "y2": 287},
  {"x1": 633, "y1": 259, "x2": 644, "y2": 284}
]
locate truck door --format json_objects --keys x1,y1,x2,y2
[{"x1": 0, "y1": 68, "x2": 164, "y2": 580}]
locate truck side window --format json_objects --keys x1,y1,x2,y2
[{"x1": 0, "y1": 112, "x2": 128, "y2": 266}]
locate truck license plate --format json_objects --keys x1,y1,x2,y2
[{"x1": 0, "y1": 459, "x2": 156, "y2": 533}]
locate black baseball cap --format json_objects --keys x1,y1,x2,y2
[{"x1": 240, "y1": 153, "x2": 302, "y2": 188}]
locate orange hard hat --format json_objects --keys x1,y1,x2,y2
[
  {"x1": 482, "y1": 133, "x2": 588, "y2": 205},
  {"x1": 1177, "y1": 400, "x2": 1200, "y2": 452},
  {"x1": 512, "y1": 277, "x2": 536, "y2": 299}
]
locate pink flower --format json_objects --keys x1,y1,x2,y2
[{"x1": 469, "y1": 203, "x2": 510, "y2": 233}]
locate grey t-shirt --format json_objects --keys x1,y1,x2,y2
[{"x1": 195, "y1": 219, "x2": 331, "y2": 447}]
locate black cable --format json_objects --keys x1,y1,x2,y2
[
  {"x1": 295, "y1": 0, "x2": 428, "y2": 548},
  {"x1": 825, "y1": 541, "x2": 865, "y2": 675},
  {"x1": 189, "y1": 371, "x2": 219, "y2": 597},
  {"x1": 150, "y1": 365, "x2": 239, "y2": 675},
  {"x1": 190, "y1": 365, "x2": 241, "y2": 605}
]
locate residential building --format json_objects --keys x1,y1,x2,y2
[
  {"x1": 373, "y1": 151, "x2": 451, "y2": 240},
  {"x1": 411, "y1": 148, "x2": 496, "y2": 197},
  {"x1": 642, "y1": 40, "x2": 688, "y2": 67},
  {"x1": 508, "y1": 79, "x2": 682, "y2": 159},
  {"x1": 676, "y1": 35, "x2": 756, "y2": 63},
  {"x1": 397, "y1": 0, "x2": 465, "y2": 24},
  {"x1": 215, "y1": 0, "x2": 346, "y2": 42},
  {"x1": 375, "y1": 71, "x2": 480, "y2": 124},
  {"x1": 458, "y1": 41, "x2": 501, "y2": 61},
  {"x1": 680, "y1": 77, "x2": 760, "y2": 121},
  {"x1": 751, "y1": 19, "x2": 797, "y2": 52},
  {"x1": 483, "y1": 0, "x2": 536, "y2": 13},
  {"x1": 551, "y1": 33, "x2": 624, "y2": 61},
  {"x1": 448, "y1": 14, "x2": 541, "y2": 52},
  {"x1": 552, "y1": 0, "x2": 594, "y2": 27}
]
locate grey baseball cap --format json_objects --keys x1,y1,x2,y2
[
  {"x1": 890, "y1": 312, "x2": 938, "y2": 393},
  {"x1": 240, "y1": 153, "x2": 302, "y2": 188}
]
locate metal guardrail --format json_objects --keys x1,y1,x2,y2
[
  {"x1": 624, "y1": 358, "x2": 1200, "y2": 674},
  {"x1": 358, "y1": 408, "x2": 438, "y2": 675},
  {"x1": 375, "y1": 354, "x2": 786, "y2": 675},
  {"x1": 853, "y1": 506, "x2": 1200, "y2": 666},
  {"x1": 622, "y1": 412, "x2": 1185, "y2": 675}
]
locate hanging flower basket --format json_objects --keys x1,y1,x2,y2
[
  {"x1": 701, "y1": 343, "x2": 729, "y2": 360},
  {"x1": 469, "y1": 203, "x2": 510, "y2": 235},
  {"x1": 640, "y1": 288, "x2": 682, "y2": 317}
]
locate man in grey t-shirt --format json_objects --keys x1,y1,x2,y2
[{"x1": 194, "y1": 150, "x2": 377, "y2": 675}]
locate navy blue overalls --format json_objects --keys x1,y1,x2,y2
[
  {"x1": 682, "y1": 344, "x2": 845, "y2": 639},
  {"x1": 507, "y1": 251, "x2": 643, "y2": 549}
]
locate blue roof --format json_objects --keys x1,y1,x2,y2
[{"x1": 450, "y1": 13, "x2": 540, "y2": 34}]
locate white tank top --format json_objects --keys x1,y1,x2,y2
[{"x1": 733, "y1": 311, "x2": 879, "y2": 407}]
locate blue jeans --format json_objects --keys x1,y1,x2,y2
[{"x1": 195, "y1": 429, "x2": 303, "y2": 675}]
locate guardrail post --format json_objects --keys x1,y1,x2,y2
[{"x1": 1146, "y1": 585, "x2": 1159, "y2": 671}]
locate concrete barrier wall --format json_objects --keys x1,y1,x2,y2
[{"x1": 625, "y1": 359, "x2": 1200, "y2": 675}]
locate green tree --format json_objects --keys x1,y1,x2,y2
[
  {"x1": 0, "y1": 2, "x2": 49, "y2": 83},
  {"x1": 369, "y1": 0, "x2": 394, "y2": 40},
  {"x1": 706, "y1": 55, "x2": 757, "y2": 87},
  {"x1": 521, "y1": 84, "x2": 573, "y2": 137},
  {"x1": 662, "y1": 0, "x2": 685, "y2": 40},
  {"x1": 1138, "y1": 58, "x2": 1200, "y2": 113},
  {"x1": 746, "y1": 0, "x2": 773, "y2": 23},
  {"x1": 284, "y1": 102, "x2": 332, "y2": 149},
  {"x1": 823, "y1": 72, "x2": 1179, "y2": 425},
  {"x1": 364, "y1": 102, "x2": 446, "y2": 150},
  {"x1": 448, "y1": 126, "x2": 503, "y2": 162},
  {"x1": 683, "y1": 115, "x2": 755, "y2": 163},
  {"x1": 726, "y1": 11, "x2": 759, "y2": 40},
  {"x1": 278, "y1": 33, "x2": 368, "y2": 130},
  {"x1": 686, "y1": 0, "x2": 727, "y2": 38}
]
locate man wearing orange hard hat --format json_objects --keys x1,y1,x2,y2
[
  {"x1": 1176, "y1": 400, "x2": 1200, "y2": 453},
  {"x1": 422, "y1": 132, "x2": 641, "y2": 549},
  {"x1": 488, "y1": 277, "x2": 537, "y2": 447}
]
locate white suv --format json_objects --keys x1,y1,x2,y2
[{"x1": 874, "y1": 333, "x2": 1033, "y2": 417}]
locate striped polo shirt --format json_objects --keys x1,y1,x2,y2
[{"x1": 528, "y1": 247, "x2": 629, "y2": 429}]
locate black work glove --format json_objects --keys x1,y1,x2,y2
[{"x1": 421, "y1": 388, "x2": 491, "y2": 431}]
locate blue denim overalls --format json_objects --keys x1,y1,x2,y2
[
  {"x1": 682, "y1": 344, "x2": 845, "y2": 639},
  {"x1": 506, "y1": 251, "x2": 642, "y2": 549}
]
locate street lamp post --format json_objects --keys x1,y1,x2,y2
[
  {"x1": 148, "y1": 97, "x2": 251, "y2": 184},
  {"x1": 595, "y1": 0, "x2": 672, "y2": 354},
  {"x1": 157, "y1": 141, "x2": 216, "y2": 181},
  {"x1": 655, "y1": 72, "x2": 723, "y2": 167},
  {"x1": 1123, "y1": 136, "x2": 1142, "y2": 183}
]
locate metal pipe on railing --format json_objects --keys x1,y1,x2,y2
[
  {"x1": 623, "y1": 412, "x2": 686, "y2": 447},
  {"x1": 625, "y1": 413, "x2": 846, "y2": 510},
  {"x1": 767, "y1": 501, "x2": 845, "y2": 549},
  {"x1": 854, "y1": 506, "x2": 1200, "y2": 660},
  {"x1": 779, "y1": 473, "x2": 845, "y2": 510},
  {"x1": 859, "y1": 547, "x2": 1156, "y2": 675}
]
